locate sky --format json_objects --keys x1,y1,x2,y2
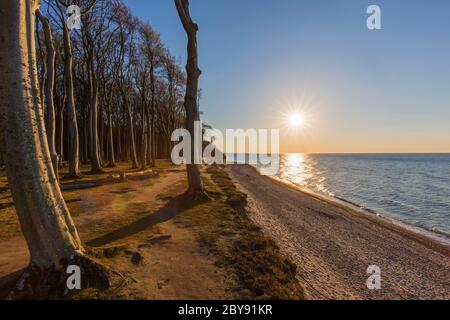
[{"x1": 122, "y1": 0, "x2": 450, "y2": 153}]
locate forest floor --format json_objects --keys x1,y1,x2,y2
[{"x1": 0, "y1": 161, "x2": 303, "y2": 299}]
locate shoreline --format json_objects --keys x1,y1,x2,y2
[
  {"x1": 227, "y1": 155, "x2": 450, "y2": 239},
  {"x1": 227, "y1": 164, "x2": 450, "y2": 299},
  {"x1": 265, "y1": 170, "x2": 450, "y2": 252}
]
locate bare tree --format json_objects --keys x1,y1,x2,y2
[
  {"x1": 0, "y1": 0, "x2": 108, "y2": 298},
  {"x1": 174, "y1": 0, "x2": 207, "y2": 199},
  {"x1": 140, "y1": 23, "x2": 163, "y2": 167},
  {"x1": 32, "y1": 0, "x2": 192, "y2": 174},
  {"x1": 36, "y1": 9, "x2": 59, "y2": 179},
  {"x1": 116, "y1": 6, "x2": 139, "y2": 169},
  {"x1": 134, "y1": 55, "x2": 149, "y2": 170}
]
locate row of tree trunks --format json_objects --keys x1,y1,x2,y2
[
  {"x1": 0, "y1": 0, "x2": 210, "y2": 298},
  {"x1": 60, "y1": 13, "x2": 81, "y2": 178},
  {"x1": 0, "y1": 0, "x2": 108, "y2": 298},
  {"x1": 86, "y1": 32, "x2": 103, "y2": 174}
]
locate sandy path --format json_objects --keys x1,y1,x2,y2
[
  {"x1": 0, "y1": 171, "x2": 183, "y2": 279},
  {"x1": 227, "y1": 165, "x2": 450, "y2": 300},
  {"x1": 1, "y1": 168, "x2": 234, "y2": 299}
]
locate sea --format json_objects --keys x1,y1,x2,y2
[{"x1": 227, "y1": 153, "x2": 450, "y2": 235}]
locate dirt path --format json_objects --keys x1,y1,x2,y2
[
  {"x1": 107, "y1": 221, "x2": 234, "y2": 299},
  {"x1": 0, "y1": 171, "x2": 179, "y2": 277},
  {"x1": 0, "y1": 168, "x2": 235, "y2": 299},
  {"x1": 227, "y1": 165, "x2": 450, "y2": 300}
]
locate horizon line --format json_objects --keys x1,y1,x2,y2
[{"x1": 224, "y1": 152, "x2": 450, "y2": 155}]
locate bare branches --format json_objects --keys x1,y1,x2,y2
[{"x1": 31, "y1": 0, "x2": 192, "y2": 175}]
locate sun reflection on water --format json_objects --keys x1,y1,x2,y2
[
  {"x1": 281, "y1": 153, "x2": 307, "y2": 185},
  {"x1": 279, "y1": 153, "x2": 333, "y2": 196}
]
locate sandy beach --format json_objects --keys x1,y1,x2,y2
[{"x1": 227, "y1": 164, "x2": 450, "y2": 300}]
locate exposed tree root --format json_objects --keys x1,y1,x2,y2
[
  {"x1": 7, "y1": 254, "x2": 110, "y2": 299},
  {"x1": 185, "y1": 189, "x2": 211, "y2": 202}
]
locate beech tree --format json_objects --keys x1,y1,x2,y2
[
  {"x1": 55, "y1": 0, "x2": 92, "y2": 178},
  {"x1": 140, "y1": 23, "x2": 163, "y2": 167},
  {"x1": 0, "y1": 0, "x2": 108, "y2": 298},
  {"x1": 36, "y1": 8, "x2": 59, "y2": 179},
  {"x1": 175, "y1": 0, "x2": 207, "y2": 199},
  {"x1": 32, "y1": 0, "x2": 190, "y2": 174}
]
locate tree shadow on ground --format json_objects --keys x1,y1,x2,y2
[
  {"x1": 60, "y1": 171, "x2": 159, "y2": 191},
  {"x1": 86, "y1": 194, "x2": 201, "y2": 247}
]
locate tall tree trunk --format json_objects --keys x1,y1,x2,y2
[
  {"x1": 83, "y1": 112, "x2": 89, "y2": 163},
  {"x1": 62, "y1": 19, "x2": 81, "y2": 178},
  {"x1": 88, "y1": 53, "x2": 102, "y2": 173},
  {"x1": 0, "y1": 0, "x2": 108, "y2": 298},
  {"x1": 146, "y1": 111, "x2": 151, "y2": 165},
  {"x1": 126, "y1": 101, "x2": 138, "y2": 169},
  {"x1": 56, "y1": 100, "x2": 64, "y2": 165},
  {"x1": 117, "y1": 125, "x2": 122, "y2": 162},
  {"x1": 175, "y1": 0, "x2": 207, "y2": 199},
  {"x1": 107, "y1": 104, "x2": 115, "y2": 167},
  {"x1": 99, "y1": 106, "x2": 105, "y2": 165},
  {"x1": 140, "y1": 107, "x2": 147, "y2": 170},
  {"x1": 149, "y1": 64, "x2": 156, "y2": 167},
  {"x1": 36, "y1": 20, "x2": 46, "y2": 117},
  {"x1": 36, "y1": 9, "x2": 59, "y2": 180}
]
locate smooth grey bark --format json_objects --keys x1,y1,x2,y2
[
  {"x1": 175, "y1": 0, "x2": 206, "y2": 198},
  {"x1": 61, "y1": 15, "x2": 81, "y2": 178},
  {"x1": 107, "y1": 103, "x2": 115, "y2": 167},
  {"x1": 105, "y1": 84, "x2": 115, "y2": 167},
  {"x1": 36, "y1": 9, "x2": 59, "y2": 180},
  {"x1": 119, "y1": 85, "x2": 138, "y2": 169},
  {"x1": 117, "y1": 125, "x2": 122, "y2": 162},
  {"x1": 146, "y1": 111, "x2": 152, "y2": 166},
  {"x1": 149, "y1": 64, "x2": 156, "y2": 167},
  {"x1": 56, "y1": 100, "x2": 64, "y2": 165},
  {"x1": 87, "y1": 45, "x2": 103, "y2": 173},
  {"x1": 0, "y1": 0, "x2": 108, "y2": 297},
  {"x1": 128, "y1": 106, "x2": 138, "y2": 169},
  {"x1": 0, "y1": 0, "x2": 84, "y2": 271},
  {"x1": 140, "y1": 103, "x2": 147, "y2": 170},
  {"x1": 36, "y1": 21, "x2": 46, "y2": 114}
]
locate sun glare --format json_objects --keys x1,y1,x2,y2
[
  {"x1": 276, "y1": 95, "x2": 315, "y2": 135},
  {"x1": 289, "y1": 113, "x2": 304, "y2": 127}
]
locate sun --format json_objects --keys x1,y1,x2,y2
[{"x1": 289, "y1": 113, "x2": 304, "y2": 127}]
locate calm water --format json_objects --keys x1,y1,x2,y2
[{"x1": 230, "y1": 153, "x2": 450, "y2": 235}]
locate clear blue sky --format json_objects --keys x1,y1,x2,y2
[{"x1": 122, "y1": 0, "x2": 450, "y2": 153}]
